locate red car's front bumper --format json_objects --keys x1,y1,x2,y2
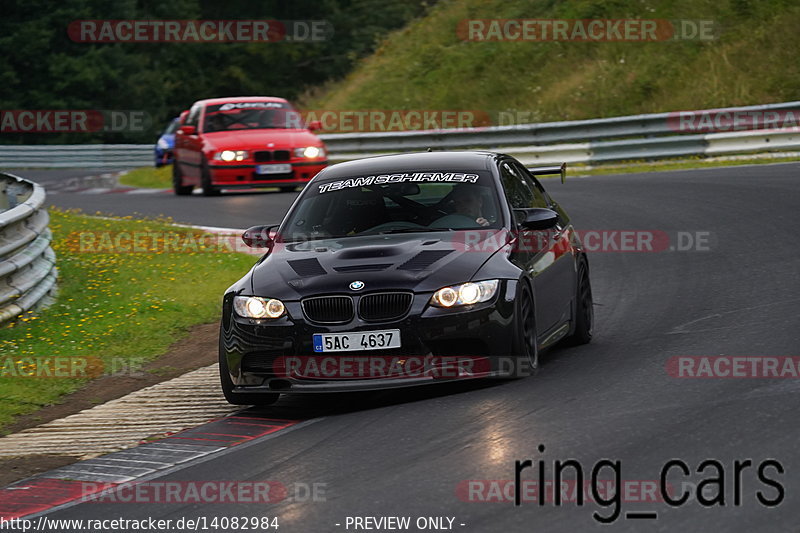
[{"x1": 207, "y1": 160, "x2": 328, "y2": 188}]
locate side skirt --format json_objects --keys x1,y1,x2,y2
[{"x1": 539, "y1": 322, "x2": 570, "y2": 350}]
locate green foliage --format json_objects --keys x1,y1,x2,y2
[
  {"x1": 119, "y1": 166, "x2": 173, "y2": 189},
  {"x1": 0, "y1": 0, "x2": 433, "y2": 144},
  {"x1": 3, "y1": 0, "x2": 797, "y2": 144},
  {"x1": 311, "y1": 0, "x2": 800, "y2": 122}
]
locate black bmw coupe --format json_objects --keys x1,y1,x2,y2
[{"x1": 219, "y1": 151, "x2": 593, "y2": 405}]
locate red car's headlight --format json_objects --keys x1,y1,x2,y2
[
  {"x1": 214, "y1": 150, "x2": 249, "y2": 162},
  {"x1": 294, "y1": 146, "x2": 325, "y2": 159}
]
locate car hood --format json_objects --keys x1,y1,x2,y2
[
  {"x1": 248, "y1": 230, "x2": 510, "y2": 300},
  {"x1": 203, "y1": 129, "x2": 322, "y2": 151}
]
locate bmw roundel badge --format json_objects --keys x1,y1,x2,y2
[{"x1": 349, "y1": 280, "x2": 365, "y2": 291}]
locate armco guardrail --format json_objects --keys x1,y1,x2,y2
[
  {"x1": 320, "y1": 100, "x2": 800, "y2": 154},
  {"x1": 0, "y1": 173, "x2": 57, "y2": 324},
  {"x1": 0, "y1": 101, "x2": 798, "y2": 168},
  {"x1": 0, "y1": 144, "x2": 152, "y2": 169}
]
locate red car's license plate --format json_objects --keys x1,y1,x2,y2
[{"x1": 256, "y1": 163, "x2": 292, "y2": 174}]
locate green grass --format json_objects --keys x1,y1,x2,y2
[
  {"x1": 562, "y1": 154, "x2": 800, "y2": 177},
  {"x1": 0, "y1": 209, "x2": 256, "y2": 433},
  {"x1": 120, "y1": 166, "x2": 172, "y2": 189},
  {"x1": 307, "y1": 0, "x2": 800, "y2": 122}
]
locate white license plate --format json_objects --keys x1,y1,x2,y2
[
  {"x1": 313, "y1": 330, "x2": 401, "y2": 353},
  {"x1": 256, "y1": 163, "x2": 292, "y2": 174}
]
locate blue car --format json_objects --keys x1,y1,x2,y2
[{"x1": 154, "y1": 117, "x2": 179, "y2": 167}]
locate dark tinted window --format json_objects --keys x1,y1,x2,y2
[
  {"x1": 203, "y1": 101, "x2": 292, "y2": 132},
  {"x1": 500, "y1": 161, "x2": 536, "y2": 208},
  {"x1": 280, "y1": 171, "x2": 501, "y2": 241},
  {"x1": 511, "y1": 162, "x2": 550, "y2": 208}
]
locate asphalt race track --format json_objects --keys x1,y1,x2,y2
[
  {"x1": 16, "y1": 162, "x2": 800, "y2": 530},
  {"x1": 25, "y1": 168, "x2": 299, "y2": 228}
]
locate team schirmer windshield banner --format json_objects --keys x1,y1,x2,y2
[{"x1": 317, "y1": 172, "x2": 480, "y2": 193}]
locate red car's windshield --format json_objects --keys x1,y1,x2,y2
[{"x1": 203, "y1": 101, "x2": 299, "y2": 132}]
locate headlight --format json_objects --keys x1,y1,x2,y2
[
  {"x1": 215, "y1": 150, "x2": 248, "y2": 162},
  {"x1": 233, "y1": 296, "x2": 285, "y2": 319},
  {"x1": 294, "y1": 146, "x2": 325, "y2": 159},
  {"x1": 430, "y1": 280, "x2": 499, "y2": 308},
  {"x1": 157, "y1": 139, "x2": 169, "y2": 150}
]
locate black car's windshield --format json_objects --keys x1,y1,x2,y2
[
  {"x1": 280, "y1": 171, "x2": 502, "y2": 241},
  {"x1": 203, "y1": 102, "x2": 295, "y2": 132}
]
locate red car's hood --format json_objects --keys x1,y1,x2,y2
[{"x1": 202, "y1": 129, "x2": 323, "y2": 151}]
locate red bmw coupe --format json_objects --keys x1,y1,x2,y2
[{"x1": 173, "y1": 96, "x2": 328, "y2": 196}]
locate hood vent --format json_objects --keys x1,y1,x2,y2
[
  {"x1": 289, "y1": 258, "x2": 327, "y2": 277},
  {"x1": 338, "y1": 247, "x2": 402, "y2": 260},
  {"x1": 397, "y1": 250, "x2": 453, "y2": 271},
  {"x1": 333, "y1": 263, "x2": 392, "y2": 272}
]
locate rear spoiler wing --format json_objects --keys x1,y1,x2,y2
[{"x1": 527, "y1": 162, "x2": 567, "y2": 184}]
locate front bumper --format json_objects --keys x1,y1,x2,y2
[
  {"x1": 220, "y1": 281, "x2": 520, "y2": 394},
  {"x1": 208, "y1": 160, "x2": 327, "y2": 187},
  {"x1": 154, "y1": 149, "x2": 174, "y2": 167}
]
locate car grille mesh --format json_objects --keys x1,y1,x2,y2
[
  {"x1": 254, "y1": 150, "x2": 291, "y2": 162},
  {"x1": 358, "y1": 292, "x2": 413, "y2": 321},
  {"x1": 301, "y1": 292, "x2": 413, "y2": 323},
  {"x1": 302, "y1": 296, "x2": 354, "y2": 323},
  {"x1": 241, "y1": 352, "x2": 281, "y2": 373}
]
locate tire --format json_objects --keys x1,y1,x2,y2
[
  {"x1": 201, "y1": 159, "x2": 221, "y2": 196},
  {"x1": 566, "y1": 258, "x2": 593, "y2": 345},
  {"x1": 172, "y1": 163, "x2": 193, "y2": 196},
  {"x1": 508, "y1": 282, "x2": 539, "y2": 378},
  {"x1": 279, "y1": 186, "x2": 297, "y2": 193},
  {"x1": 219, "y1": 331, "x2": 280, "y2": 406}
]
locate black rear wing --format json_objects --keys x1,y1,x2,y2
[{"x1": 527, "y1": 162, "x2": 567, "y2": 184}]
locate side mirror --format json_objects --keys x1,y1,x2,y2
[
  {"x1": 242, "y1": 225, "x2": 278, "y2": 248},
  {"x1": 515, "y1": 208, "x2": 559, "y2": 230},
  {"x1": 179, "y1": 125, "x2": 196, "y2": 135},
  {"x1": 307, "y1": 120, "x2": 322, "y2": 131}
]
